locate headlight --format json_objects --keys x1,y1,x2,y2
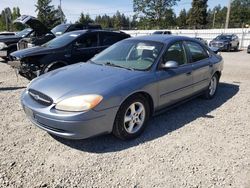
[
  {"x1": 0, "y1": 42, "x2": 7, "y2": 50},
  {"x1": 55, "y1": 95, "x2": 103, "y2": 112}
]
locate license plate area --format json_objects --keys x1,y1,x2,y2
[{"x1": 0, "y1": 51, "x2": 7, "y2": 57}]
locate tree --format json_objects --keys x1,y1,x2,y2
[
  {"x1": 56, "y1": 5, "x2": 66, "y2": 24},
  {"x1": 230, "y1": 0, "x2": 250, "y2": 28},
  {"x1": 177, "y1": 9, "x2": 188, "y2": 29},
  {"x1": 35, "y1": 0, "x2": 61, "y2": 29},
  {"x1": 77, "y1": 12, "x2": 93, "y2": 25},
  {"x1": 133, "y1": 0, "x2": 180, "y2": 29},
  {"x1": 187, "y1": 0, "x2": 208, "y2": 29}
]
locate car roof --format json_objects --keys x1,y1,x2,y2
[
  {"x1": 66, "y1": 30, "x2": 128, "y2": 36},
  {"x1": 126, "y1": 35, "x2": 194, "y2": 44}
]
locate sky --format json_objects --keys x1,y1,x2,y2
[{"x1": 1, "y1": 0, "x2": 229, "y2": 23}]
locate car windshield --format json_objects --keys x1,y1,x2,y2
[
  {"x1": 16, "y1": 28, "x2": 32, "y2": 37},
  {"x1": 51, "y1": 24, "x2": 70, "y2": 36},
  {"x1": 91, "y1": 40, "x2": 163, "y2": 71},
  {"x1": 42, "y1": 32, "x2": 81, "y2": 48},
  {"x1": 215, "y1": 35, "x2": 232, "y2": 40}
]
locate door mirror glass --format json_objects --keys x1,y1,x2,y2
[{"x1": 162, "y1": 61, "x2": 178, "y2": 69}]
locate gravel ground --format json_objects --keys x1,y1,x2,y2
[{"x1": 0, "y1": 51, "x2": 249, "y2": 188}]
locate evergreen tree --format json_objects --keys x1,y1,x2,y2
[
  {"x1": 77, "y1": 12, "x2": 93, "y2": 25},
  {"x1": 177, "y1": 9, "x2": 188, "y2": 29},
  {"x1": 35, "y1": 0, "x2": 61, "y2": 29},
  {"x1": 187, "y1": 0, "x2": 208, "y2": 29},
  {"x1": 230, "y1": 0, "x2": 250, "y2": 28}
]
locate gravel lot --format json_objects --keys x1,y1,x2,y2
[{"x1": 0, "y1": 51, "x2": 249, "y2": 188}]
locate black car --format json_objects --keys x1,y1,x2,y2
[
  {"x1": 247, "y1": 45, "x2": 250, "y2": 53},
  {"x1": 9, "y1": 30, "x2": 130, "y2": 80},
  {"x1": 152, "y1": 30, "x2": 172, "y2": 35},
  {"x1": 51, "y1": 23, "x2": 102, "y2": 37},
  {"x1": 209, "y1": 34, "x2": 239, "y2": 52},
  {"x1": 0, "y1": 28, "x2": 33, "y2": 61}
]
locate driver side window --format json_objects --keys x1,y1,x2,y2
[
  {"x1": 74, "y1": 33, "x2": 98, "y2": 48},
  {"x1": 162, "y1": 42, "x2": 187, "y2": 66}
]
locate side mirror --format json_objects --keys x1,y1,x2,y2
[
  {"x1": 210, "y1": 47, "x2": 220, "y2": 54},
  {"x1": 162, "y1": 61, "x2": 178, "y2": 69}
]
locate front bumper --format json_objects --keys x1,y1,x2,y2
[
  {"x1": 210, "y1": 44, "x2": 229, "y2": 51},
  {"x1": 21, "y1": 90, "x2": 119, "y2": 139}
]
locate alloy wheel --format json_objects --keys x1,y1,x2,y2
[{"x1": 124, "y1": 102, "x2": 146, "y2": 134}]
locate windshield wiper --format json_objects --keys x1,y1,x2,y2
[{"x1": 104, "y1": 62, "x2": 134, "y2": 71}]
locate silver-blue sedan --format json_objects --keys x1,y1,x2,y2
[{"x1": 21, "y1": 35, "x2": 223, "y2": 140}]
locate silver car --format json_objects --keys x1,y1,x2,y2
[{"x1": 21, "y1": 35, "x2": 223, "y2": 140}]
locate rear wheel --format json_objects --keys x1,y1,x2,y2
[
  {"x1": 113, "y1": 95, "x2": 150, "y2": 140},
  {"x1": 227, "y1": 44, "x2": 231, "y2": 52},
  {"x1": 203, "y1": 74, "x2": 219, "y2": 99}
]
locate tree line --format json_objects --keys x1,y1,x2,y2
[{"x1": 0, "y1": 0, "x2": 249, "y2": 31}]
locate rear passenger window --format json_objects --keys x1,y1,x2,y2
[
  {"x1": 101, "y1": 33, "x2": 124, "y2": 46},
  {"x1": 186, "y1": 41, "x2": 209, "y2": 62},
  {"x1": 163, "y1": 42, "x2": 187, "y2": 66}
]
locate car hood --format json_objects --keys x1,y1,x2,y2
[
  {"x1": 29, "y1": 63, "x2": 144, "y2": 103},
  {"x1": 14, "y1": 15, "x2": 53, "y2": 36},
  {"x1": 0, "y1": 35, "x2": 22, "y2": 43},
  {"x1": 211, "y1": 39, "x2": 230, "y2": 43},
  {"x1": 11, "y1": 46, "x2": 58, "y2": 59}
]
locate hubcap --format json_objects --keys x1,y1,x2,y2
[
  {"x1": 124, "y1": 102, "x2": 146, "y2": 134},
  {"x1": 209, "y1": 76, "x2": 217, "y2": 96}
]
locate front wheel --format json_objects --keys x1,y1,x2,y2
[
  {"x1": 203, "y1": 74, "x2": 219, "y2": 99},
  {"x1": 113, "y1": 95, "x2": 150, "y2": 140}
]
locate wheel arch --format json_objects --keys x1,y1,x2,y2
[
  {"x1": 43, "y1": 60, "x2": 68, "y2": 73},
  {"x1": 119, "y1": 91, "x2": 155, "y2": 117}
]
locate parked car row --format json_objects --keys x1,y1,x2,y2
[
  {"x1": 1, "y1": 16, "x2": 224, "y2": 140},
  {"x1": 0, "y1": 15, "x2": 103, "y2": 61}
]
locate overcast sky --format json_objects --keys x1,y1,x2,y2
[{"x1": 1, "y1": 0, "x2": 228, "y2": 23}]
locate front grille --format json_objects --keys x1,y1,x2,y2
[{"x1": 28, "y1": 89, "x2": 53, "y2": 106}]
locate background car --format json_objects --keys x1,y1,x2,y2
[
  {"x1": 152, "y1": 30, "x2": 172, "y2": 35},
  {"x1": 21, "y1": 35, "x2": 223, "y2": 140},
  {"x1": 0, "y1": 32, "x2": 16, "y2": 36},
  {"x1": 0, "y1": 28, "x2": 33, "y2": 61},
  {"x1": 9, "y1": 30, "x2": 130, "y2": 80},
  {"x1": 247, "y1": 45, "x2": 250, "y2": 53},
  {"x1": 14, "y1": 15, "x2": 57, "y2": 50},
  {"x1": 209, "y1": 34, "x2": 239, "y2": 52},
  {"x1": 194, "y1": 37, "x2": 208, "y2": 46}
]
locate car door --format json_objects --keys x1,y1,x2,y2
[
  {"x1": 156, "y1": 41, "x2": 194, "y2": 108},
  {"x1": 184, "y1": 41, "x2": 211, "y2": 94},
  {"x1": 71, "y1": 32, "x2": 99, "y2": 63}
]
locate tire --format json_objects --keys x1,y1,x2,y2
[
  {"x1": 234, "y1": 44, "x2": 239, "y2": 51},
  {"x1": 203, "y1": 74, "x2": 219, "y2": 99},
  {"x1": 113, "y1": 95, "x2": 150, "y2": 140},
  {"x1": 227, "y1": 44, "x2": 231, "y2": 52}
]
